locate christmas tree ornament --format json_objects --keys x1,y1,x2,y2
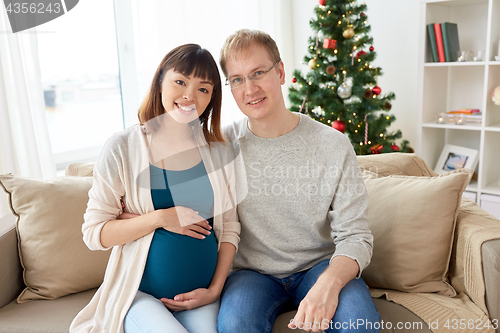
[
  {"x1": 292, "y1": 77, "x2": 297, "y2": 83},
  {"x1": 356, "y1": 50, "x2": 367, "y2": 58},
  {"x1": 372, "y1": 68, "x2": 381, "y2": 96},
  {"x1": 369, "y1": 45, "x2": 375, "y2": 52},
  {"x1": 313, "y1": 106, "x2": 323, "y2": 116},
  {"x1": 361, "y1": 12, "x2": 366, "y2": 17},
  {"x1": 384, "y1": 102, "x2": 392, "y2": 110},
  {"x1": 364, "y1": 114, "x2": 368, "y2": 145},
  {"x1": 364, "y1": 88, "x2": 373, "y2": 99},
  {"x1": 319, "y1": 0, "x2": 326, "y2": 5},
  {"x1": 343, "y1": 27, "x2": 355, "y2": 39},
  {"x1": 372, "y1": 86, "x2": 382, "y2": 96},
  {"x1": 338, "y1": 83, "x2": 352, "y2": 98},
  {"x1": 326, "y1": 65, "x2": 336, "y2": 75},
  {"x1": 308, "y1": 58, "x2": 317, "y2": 69},
  {"x1": 337, "y1": 72, "x2": 352, "y2": 99},
  {"x1": 323, "y1": 38, "x2": 337, "y2": 50},
  {"x1": 370, "y1": 144, "x2": 383, "y2": 154},
  {"x1": 391, "y1": 144, "x2": 400, "y2": 152},
  {"x1": 299, "y1": 93, "x2": 308, "y2": 113},
  {"x1": 332, "y1": 120, "x2": 346, "y2": 133}
]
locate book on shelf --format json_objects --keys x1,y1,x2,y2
[
  {"x1": 426, "y1": 22, "x2": 460, "y2": 63},
  {"x1": 427, "y1": 24, "x2": 439, "y2": 62},
  {"x1": 446, "y1": 110, "x2": 482, "y2": 123},
  {"x1": 433, "y1": 23, "x2": 446, "y2": 62},
  {"x1": 448, "y1": 109, "x2": 480, "y2": 115},
  {"x1": 441, "y1": 23, "x2": 460, "y2": 62}
]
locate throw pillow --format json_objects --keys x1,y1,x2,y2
[
  {"x1": 361, "y1": 168, "x2": 472, "y2": 296},
  {"x1": 0, "y1": 174, "x2": 111, "y2": 303}
]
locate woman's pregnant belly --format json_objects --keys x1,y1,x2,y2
[{"x1": 139, "y1": 226, "x2": 218, "y2": 299}]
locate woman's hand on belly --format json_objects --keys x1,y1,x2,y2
[
  {"x1": 155, "y1": 207, "x2": 212, "y2": 239},
  {"x1": 160, "y1": 287, "x2": 218, "y2": 311}
]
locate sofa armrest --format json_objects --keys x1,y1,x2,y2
[
  {"x1": 483, "y1": 238, "x2": 500, "y2": 331},
  {"x1": 450, "y1": 197, "x2": 500, "y2": 323},
  {"x1": 0, "y1": 213, "x2": 23, "y2": 308}
]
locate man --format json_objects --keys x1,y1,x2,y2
[{"x1": 218, "y1": 29, "x2": 380, "y2": 333}]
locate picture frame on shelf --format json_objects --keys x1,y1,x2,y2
[{"x1": 434, "y1": 144, "x2": 479, "y2": 175}]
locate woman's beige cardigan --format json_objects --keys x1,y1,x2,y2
[{"x1": 70, "y1": 124, "x2": 240, "y2": 333}]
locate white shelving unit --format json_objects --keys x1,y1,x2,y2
[{"x1": 417, "y1": 0, "x2": 500, "y2": 207}]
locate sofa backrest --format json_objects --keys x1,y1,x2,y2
[
  {"x1": 357, "y1": 153, "x2": 438, "y2": 177},
  {"x1": 67, "y1": 153, "x2": 437, "y2": 179}
]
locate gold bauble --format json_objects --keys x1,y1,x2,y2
[
  {"x1": 343, "y1": 27, "x2": 355, "y2": 39},
  {"x1": 308, "y1": 58, "x2": 317, "y2": 69}
]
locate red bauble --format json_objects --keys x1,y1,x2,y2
[
  {"x1": 319, "y1": 0, "x2": 326, "y2": 5},
  {"x1": 391, "y1": 144, "x2": 400, "y2": 152},
  {"x1": 292, "y1": 77, "x2": 297, "y2": 83},
  {"x1": 372, "y1": 86, "x2": 382, "y2": 96},
  {"x1": 323, "y1": 38, "x2": 337, "y2": 50},
  {"x1": 332, "y1": 120, "x2": 346, "y2": 133},
  {"x1": 369, "y1": 45, "x2": 375, "y2": 52},
  {"x1": 356, "y1": 50, "x2": 367, "y2": 58},
  {"x1": 361, "y1": 12, "x2": 366, "y2": 17}
]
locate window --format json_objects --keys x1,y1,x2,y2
[{"x1": 37, "y1": 0, "x2": 123, "y2": 170}]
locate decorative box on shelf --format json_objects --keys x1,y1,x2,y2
[
  {"x1": 463, "y1": 191, "x2": 477, "y2": 203},
  {"x1": 480, "y1": 194, "x2": 500, "y2": 220}
]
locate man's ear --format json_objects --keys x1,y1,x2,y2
[{"x1": 279, "y1": 61, "x2": 286, "y2": 85}]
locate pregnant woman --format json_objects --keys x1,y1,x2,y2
[{"x1": 70, "y1": 44, "x2": 240, "y2": 333}]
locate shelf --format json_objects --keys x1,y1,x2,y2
[
  {"x1": 482, "y1": 182, "x2": 500, "y2": 196},
  {"x1": 422, "y1": 122, "x2": 482, "y2": 130},
  {"x1": 467, "y1": 180, "x2": 479, "y2": 192},
  {"x1": 420, "y1": 0, "x2": 498, "y2": 202},
  {"x1": 424, "y1": 61, "x2": 486, "y2": 67},
  {"x1": 485, "y1": 122, "x2": 500, "y2": 132},
  {"x1": 425, "y1": 0, "x2": 488, "y2": 6}
]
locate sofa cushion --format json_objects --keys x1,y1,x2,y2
[
  {"x1": 0, "y1": 288, "x2": 96, "y2": 333},
  {"x1": 0, "y1": 174, "x2": 110, "y2": 303},
  {"x1": 361, "y1": 168, "x2": 472, "y2": 296}
]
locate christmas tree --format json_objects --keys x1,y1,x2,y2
[{"x1": 288, "y1": 0, "x2": 412, "y2": 155}]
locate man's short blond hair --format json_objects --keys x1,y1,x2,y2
[{"x1": 219, "y1": 29, "x2": 281, "y2": 78}]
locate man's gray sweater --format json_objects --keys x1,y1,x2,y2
[{"x1": 223, "y1": 114, "x2": 373, "y2": 279}]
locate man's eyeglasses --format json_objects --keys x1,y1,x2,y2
[{"x1": 225, "y1": 60, "x2": 280, "y2": 89}]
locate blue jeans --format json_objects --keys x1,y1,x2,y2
[
  {"x1": 217, "y1": 260, "x2": 380, "y2": 333},
  {"x1": 124, "y1": 290, "x2": 219, "y2": 333}
]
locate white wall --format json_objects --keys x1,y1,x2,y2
[{"x1": 290, "y1": 0, "x2": 420, "y2": 148}]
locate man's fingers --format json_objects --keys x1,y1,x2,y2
[{"x1": 290, "y1": 308, "x2": 305, "y2": 329}]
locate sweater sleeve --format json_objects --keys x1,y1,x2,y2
[
  {"x1": 328, "y1": 139, "x2": 373, "y2": 277},
  {"x1": 83, "y1": 136, "x2": 126, "y2": 251}
]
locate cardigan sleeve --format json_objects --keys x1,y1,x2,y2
[
  {"x1": 219, "y1": 157, "x2": 241, "y2": 250},
  {"x1": 83, "y1": 135, "x2": 127, "y2": 251}
]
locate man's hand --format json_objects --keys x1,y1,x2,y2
[
  {"x1": 288, "y1": 256, "x2": 359, "y2": 332},
  {"x1": 160, "y1": 288, "x2": 218, "y2": 312}
]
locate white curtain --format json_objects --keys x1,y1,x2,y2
[
  {"x1": 0, "y1": 10, "x2": 55, "y2": 217},
  {"x1": 115, "y1": 0, "x2": 295, "y2": 128}
]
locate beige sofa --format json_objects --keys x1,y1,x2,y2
[{"x1": 0, "y1": 153, "x2": 499, "y2": 333}]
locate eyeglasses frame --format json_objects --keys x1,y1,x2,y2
[{"x1": 225, "y1": 59, "x2": 281, "y2": 89}]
